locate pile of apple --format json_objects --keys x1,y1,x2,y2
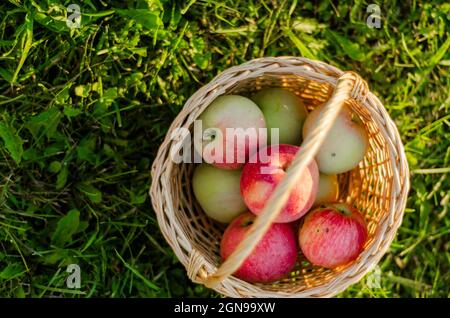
[{"x1": 192, "y1": 88, "x2": 369, "y2": 283}]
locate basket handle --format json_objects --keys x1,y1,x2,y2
[{"x1": 201, "y1": 71, "x2": 368, "y2": 288}]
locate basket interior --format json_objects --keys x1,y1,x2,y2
[{"x1": 170, "y1": 74, "x2": 393, "y2": 293}]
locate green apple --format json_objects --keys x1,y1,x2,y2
[
  {"x1": 252, "y1": 88, "x2": 307, "y2": 145},
  {"x1": 192, "y1": 163, "x2": 247, "y2": 223},
  {"x1": 314, "y1": 173, "x2": 339, "y2": 205},
  {"x1": 303, "y1": 104, "x2": 369, "y2": 174}
]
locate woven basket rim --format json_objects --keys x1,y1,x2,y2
[{"x1": 150, "y1": 56, "x2": 410, "y2": 298}]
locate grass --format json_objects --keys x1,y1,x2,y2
[{"x1": 0, "y1": 0, "x2": 448, "y2": 298}]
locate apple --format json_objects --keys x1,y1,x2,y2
[
  {"x1": 220, "y1": 212, "x2": 298, "y2": 283},
  {"x1": 299, "y1": 203, "x2": 368, "y2": 269},
  {"x1": 252, "y1": 88, "x2": 308, "y2": 145},
  {"x1": 314, "y1": 173, "x2": 339, "y2": 205},
  {"x1": 240, "y1": 144, "x2": 319, "y2": 223},
  {"x1": 302, "y1": 104, "x2": 369, "y2": 174},
  {"x1": 192, "y1": 163, "x2": 247, "y2": 223},
  {"x1": 194, "y1": 95, "x2": 266, "y2": 170}
]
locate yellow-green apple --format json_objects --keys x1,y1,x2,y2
[
  {"x1": 303, "y1": 104, "x2": 368, "y2": 174},
  {"x1": 240, "y1": 144, "x2": 319, "y2": 223},
  {"x1": 194, "y1": 95, "x2": 266, "y2": 170},
  {"x1": 252, "y1": 88, "x2": 308, "y2": 145},
  {"x1": 314, "y1": 173, "x2": 339, "y2": 205},
  {"x1": 192, "y1": 163, "x2": 247, "y2": 223},
  {"x1": 299, "y1": 203, "x2": 368, "y2": 268},
  {"x1": 220, "y1": 212, "x2": 297, "y2": 283}
]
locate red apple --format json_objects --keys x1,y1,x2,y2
[
  {"x1": 299, "y1": 203, "x2": 368, "y2": 269},
  {"x1": 240, "y1": 144, "x2": 319, "y2": 223},
  {"x1": 194, "y1": 95, "x2": 266, "y2": 170},
  {"x1": 220, "y1": 212, "x2": 297, "y2": 283}
]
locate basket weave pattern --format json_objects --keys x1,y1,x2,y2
[{"x1": 150, "y1": 57, "x2": 410, "y2": 297}]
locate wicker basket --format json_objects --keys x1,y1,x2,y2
[{"x1": 150, "y1": 57, "x2": 410, "y2": 298}]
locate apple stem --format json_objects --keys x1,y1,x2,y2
[
  {"x1": 336, "y1": 204, "x2": 352, "y2": 216},
  {"x1": 325, "y1": 203, "x2": 352, "y2": 216}
]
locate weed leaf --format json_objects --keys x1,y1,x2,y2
[
  {"x1": 51, "y1": 209, "x2": 80, "y2": 247},
  {"x1": 0, "y1": 123, "x2": 23, "y2": 164},
  {"x1": 77, "y1": 183, "x2": 102, "y2": 203},
  {"x1": 115, "y1": 9, "x2": 162, "y2": 30},
  {"x1": 26, "y1": 108, "x2": 62, "y2": 140},
  {"x1": 0, "y1": 263, "x2": 25, "y2": 280}
]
